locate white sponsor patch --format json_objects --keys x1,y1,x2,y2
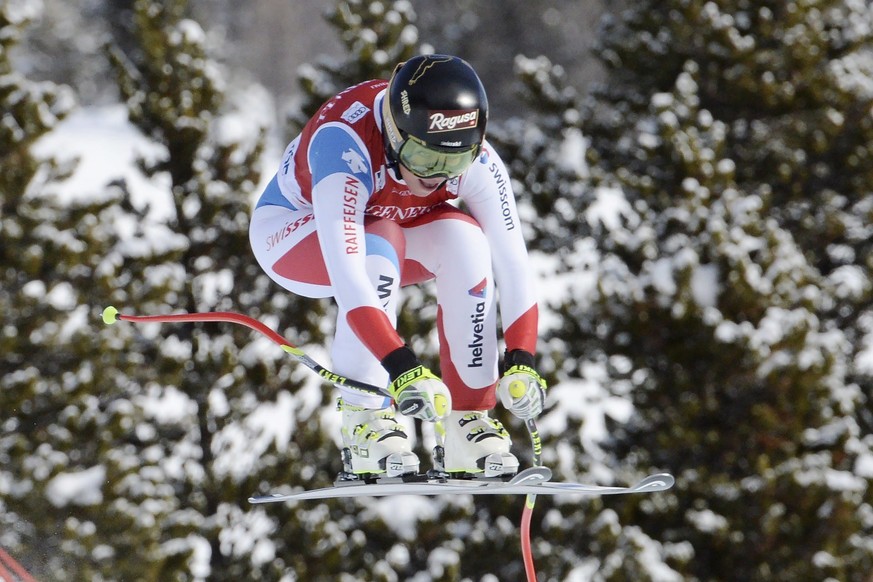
[
  {"x1": 341, "y1": 101, "x2": 370, "y2": 124},
  {"x1": 427, "y1": 109, "x2": 478, "y2": 133}
]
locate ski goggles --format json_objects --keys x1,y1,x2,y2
[{"x1": 398, "y1": 136, "x2": 479, "y2": 179}]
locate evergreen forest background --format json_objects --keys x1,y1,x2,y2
[{"x1": 3, "y1": 0, "x2": 873, "y2": 580}]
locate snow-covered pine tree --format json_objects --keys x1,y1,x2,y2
[
  {"x1": 0, "y1": 1, "x2": 87, "y2": 577},
  {"x1": 98, "y1": 0, "x2": 362, "y2": 579},
  {"x1": 503, "y1": 1, "x2": 873, "y2": 580},
  {"x1": 0, "y1": 2, "x2": 170, "y2": 580},
  {"x1": 0, "y1": 1, "x2": 74, "y2": 198},
  {"x1": 286, "y1": 0, "x2": 420, "y2": 136},
  {"x1": 481, "y1": 53, "x2": 614, "y2": 580}
]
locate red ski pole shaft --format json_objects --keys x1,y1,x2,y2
[
  {"x1": 521, "y1": 418, "x2": 543, "y2": 581},
  {"x1": 101, "y1": 306, "x2": 388, "y2": 397}
]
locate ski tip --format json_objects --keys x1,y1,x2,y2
[
  {"x1": 248, "y1": 494, "x2": 284, "y2": 504},
  {"x1": 634, "y1": 473, "x2": 675, "y2": 492},
  {"x1": 102, "y1": 305, "x2": 119, "y2": 325},
  {"x1": 509, "y1": 466, "x2": 552, "y2": 485}
]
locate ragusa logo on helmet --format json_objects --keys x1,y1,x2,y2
[{"x1": 427, "y1": 110, "x2": 479, "y2": 133}]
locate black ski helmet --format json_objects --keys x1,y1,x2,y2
[{"x1": 383, "y1": 55, "x2": 488, "y2": 176}]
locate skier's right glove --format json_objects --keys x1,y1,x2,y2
[{"x1": 382, "y1": 346, "x2": 451, "y2": 422}]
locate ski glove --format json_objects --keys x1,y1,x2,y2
[
  {"x1": 383, "y1": 346, "x2": 451, "y2": 422},
  {"x1": 497, "y1": 350, "x2": 547, "y2": 421}
]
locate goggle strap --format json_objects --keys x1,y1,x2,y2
[{"x1": 381, "y1": 86, "x2": 405, "y2": 155}]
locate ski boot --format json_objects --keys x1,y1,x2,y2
[
  {"x1": 336, "y1": 398, "x2": 420, "y2": 481},
  {"x1": 434, "y1": 410, "x2": 519, "y2": 479}
]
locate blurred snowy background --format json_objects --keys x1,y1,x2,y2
[{"x1": 3, "y1": 0, "x2": 873, "y2": 581}]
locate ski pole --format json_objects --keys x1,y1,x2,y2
[
  {"x1": 504, "y1": 377, "x2": 544, "y2": 579},
  {"x1": 520, "y1": 417, "x2": 543, "y2": 581},
  {"x1": 101, "y1": 306, "x2": 389, "y2": 398},
  {"x1": 104, "y1": 305, "x2": 544, "y2": 577}
]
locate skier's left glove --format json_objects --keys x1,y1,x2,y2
[
  {"x1": 497, "y1": 349, "x2": 547, "y2": 421},
  {"x1": 382, "y1": 346, "x2": 451, "y2": 422}
]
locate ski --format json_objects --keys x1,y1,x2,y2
[{"x1": 248, "y1": 468, "x2": 674, "y2": 503}]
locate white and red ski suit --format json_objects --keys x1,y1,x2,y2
[{"x1": 249, "y1": 79, "x2": 538, "y2": 411}]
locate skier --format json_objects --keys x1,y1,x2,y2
[{"x1": 249, "y1": 54, "x2": 546, "y2": 479}]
